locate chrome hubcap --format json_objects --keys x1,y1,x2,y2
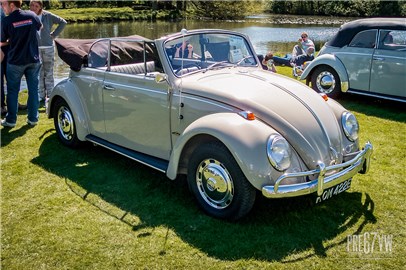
[
  {"x1": 57, "y1": 106, "x2": 75, "y2": 141},
  {"x1": 196, "y1": 158, "x2": 234, "y2": 209},
  {"x1": 316, "y1": 71, "x2": 336, "y2": 94}
]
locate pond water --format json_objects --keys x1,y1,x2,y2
[{"x1": 53, "y1": 14, "x2": 353, "y2": 79}]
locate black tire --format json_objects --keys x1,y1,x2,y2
[
  {"x1": 311, "y1": 65, "x2": 342, "y2": 99},
  {"x1": 53, "y1": 99, "x2": 81, "y2": 148},
  {"x1": 187, "y1": 141, "x2": 256, "y2": 221}
]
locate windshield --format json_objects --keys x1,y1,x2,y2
[{"x1": 164, "y1": 32, "x2": 257, "y2": 76}]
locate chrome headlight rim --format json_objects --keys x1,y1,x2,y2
[
  {"x1": 341, "y1": 111, "x2": 359, "y2": 142},
  {"x1": 267, "y1": 134, "x2": 292, "y2": 171}
]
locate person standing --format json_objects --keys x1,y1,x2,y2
[
  {"x1": 29, "y1": 0, "x2": 66, "y2": 102},
  {"x1": 1, "y1": 6, "x2": 9, "y2": 115},
  {"x1": 1, "y1": 0, "x2": 42, "y2": 127}
]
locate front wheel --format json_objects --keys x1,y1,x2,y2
[
  {"x1": 187, "y1": 141, "x2": 256, "y2": 221},
  {"x1": 311, "y1": 66, "x2": 342, "y2": 99},
  {"x1": 53, "y1": 99, "x2": 81, "y2": 148}
]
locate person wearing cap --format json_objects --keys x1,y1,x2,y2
[{"x1": 30, "y1": 0, "x2": 66, "y2": 103}]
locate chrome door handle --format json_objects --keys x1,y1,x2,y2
[{"x1": 103, "y1": 85, "x2": 115, "y2": 90}]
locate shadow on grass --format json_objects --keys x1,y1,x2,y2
[
  {"x1": 1, "y1": 125, "x2": 33, "y2": 147},
  {"x1": 32, "y1": 134, "x2": 377, "y2": 262},
  {"x1": 0, "y1": 108, "x2": 48, "y2": 147},
  {"x1": 337, "y1": 94, "x2": 406, "y2": 123}
]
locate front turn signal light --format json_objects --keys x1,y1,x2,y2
[
  {"x1": 319, "y1": 93, "x2": 329, "y2": 101},
  {"x1": 238, "y1": 111, "x2": 256, "y2": 121}
]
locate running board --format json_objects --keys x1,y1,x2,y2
[
  {"x1": 86, "y1": 134, "x2": 169, "y2": 173},
  {"x1": 347, "y1": 89, "x2": 406, "y2": 103}
]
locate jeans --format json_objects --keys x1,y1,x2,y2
[
  {"x1": 5, "y1": 62, "x2": 41, "y2": 124},
  {"x1": 1, "y1": 46, "x2": 8, "y2": 108},
  {"x1": 1, "y1": 58, "x2": 6, "y2": 108},
  {"x1": 39, "y1": 46, "x2": 55, "y2": 99},
  {"x1": 273, "y1": 54, "x2": 292, "y2": 66}
]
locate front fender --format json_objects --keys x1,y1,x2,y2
[
  {"x1": 48, "y1": 79, "x2": 89, "y2": 141},
  {"x1": 300, "y1": 54, "x2": 349, "y2": 92},
  {"x1": 167, "y1": 113, "x2": 277, "y2": 190}
]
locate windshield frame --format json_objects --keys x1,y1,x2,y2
[{"x1": 163, "y1": 31, "x2": 258, "y2": 77}]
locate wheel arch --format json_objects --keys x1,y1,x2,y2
[
  {"x1": 166, "y1": 113, "x2": 276, "y2": 191},
  {"x1": 48, "y1": 80, "x2": 89, "y2": 141},
  {"x1": 301, "y1": 54, "x2": 349, "y2": 92}
]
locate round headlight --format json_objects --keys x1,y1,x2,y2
[
  {"x1": 342, "y1": 112, "x2": 359, "y2": 142},
  {"x1": 267, "y1": 134, "x2": 291, "y2": 171}
]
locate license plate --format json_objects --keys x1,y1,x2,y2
[{"x1": 315, "y1": 178, "x2": 352, "y2": 204}]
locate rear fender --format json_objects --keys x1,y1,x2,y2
[{"x1": 48, "y1": 79, "x2": 89, "y2": 141}]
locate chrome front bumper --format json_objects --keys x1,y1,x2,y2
[{"x1": 262, "y1": 142, "x2": 373, "y2": 198}]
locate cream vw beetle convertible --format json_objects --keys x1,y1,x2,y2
[{"x1": 49, "y1": 29, "x2": 373, "y2": 220}]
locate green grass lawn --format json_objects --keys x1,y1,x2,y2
[{"x1": 1, "y1": 67, "x2": 405, "y2": 269}]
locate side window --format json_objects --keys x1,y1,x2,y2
[
  {"x1": 349, "y1": 30, "x2": 377, "y2": 48},
  {"x1": 110, "y1": 40, "x2": 144, "y2": 66},
  {"x1": 378, "y1": 30, "x2": 406, "y2": 51},
  {"x1": 145, "y1": 41, "x2": 164, "y2": 73},
  {"x1": 108, "y1": 40, "x2": 162, "y2": 75},
  {"x1": 88, "y1": 40, "x2": 109, "y2": 68}
]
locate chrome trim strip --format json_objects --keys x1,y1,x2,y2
[
  {"x1": 372, "y1": 54, "x2": 406, "y2": 61},
  {"x1": 267, "y1": 80, "x2": 333, "y2": 148},
  {"x1": 335, "y1": 52, "x2": 374, "y2": 57},
  {"x1": 262, "y1": 141, "x2": 373, "y2": 198}
]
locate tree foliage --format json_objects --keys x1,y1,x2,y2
[
  {"x1": 39, "y1": 0, "x2": 406, "y2": 18},
  {"x1": 186, "y1": 0, "x2": 263, "y2": 20},
  {"x1": 266, "y1": 0, "x2": 406, "y2": 17}
]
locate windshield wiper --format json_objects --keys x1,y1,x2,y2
[
  {"x1": 202, "y1": 61, "x2": 231, "y2": 73},
  {"x1": 235, "y1": 55, "x2": 255, "y2": 67}
]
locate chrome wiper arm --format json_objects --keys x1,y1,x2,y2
[
  {"x1": 202, "y1": 61, "x2": 230, "y2": 73},
  {"x1": 235, "y1": 55, "x2": 255, "y2": 67}
]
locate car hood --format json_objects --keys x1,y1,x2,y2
[{"x1": 180, "y1": 68, "x2": 344, "y2": 169}]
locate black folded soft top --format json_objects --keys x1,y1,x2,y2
[{"x1": 55, "y1": 35, "x2": 154, "y2": 71}]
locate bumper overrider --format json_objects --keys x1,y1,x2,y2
[{"x1": 262, "y1": 141, "x2": 373, "y2": 198}]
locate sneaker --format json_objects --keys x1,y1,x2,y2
[
  {"x1": 1, "y1": 119, "x2": 16, "y2": 128},
  {"x1": 27, "y1": 119, "x2": 38, "y2": 126}
]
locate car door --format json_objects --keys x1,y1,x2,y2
[
  {"x1": 370, "y1": 29, "x2": 406, "y2": 98},
  {"x1": 79, "y1": 39, "x2": 109, "y2": 137},
  {"x1": 335, "y1": 29, "x2": 377, "y2": 91},
  {"x1": 102, "y1": 40, "x2": 172, "y2": 160}
]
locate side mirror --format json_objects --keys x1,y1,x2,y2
[{"x1": 155, "y1": 73, "x2": 168, "y2": 83}]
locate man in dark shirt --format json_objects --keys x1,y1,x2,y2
[
  {"x1": 1, "y1": 6, "x2": 8, "y2": 116},
  {"x1": 1, "y1": 0, "x2": 42, "y2": 127}
]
